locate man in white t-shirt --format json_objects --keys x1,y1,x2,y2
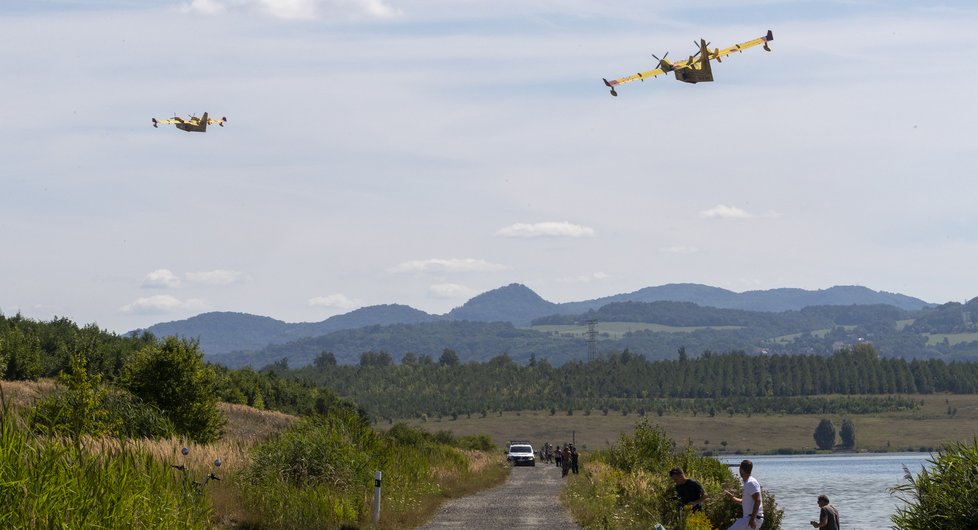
[{"x1": 724, "y1": 459, "x2": 764, "y2": 530}]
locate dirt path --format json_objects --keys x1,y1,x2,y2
[{"x1": 418, "y1": 463, "x2": 582, "y2": 529}]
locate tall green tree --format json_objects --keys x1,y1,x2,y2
[
  {"x1": 121, "y1": 337, "x2": 225, "y2": 443},
  {"x1": 314, "y1": 351, "x2": 337, "y2": 368},
  {"x1": 839, "y1": 418, "x2": 856, "y2": 449},
  {"x1": 360, "y1": 351, "x2": 393, "y2": 367},
  {"x1": 813, "y1": 418, "x2": 836, "y2": 450},
  {"x1": 2, "y1": 326, "x2": 42, "y2": 380},
  {"x1": 438, "y1": 348, "x2": 459, "y2": 366}
]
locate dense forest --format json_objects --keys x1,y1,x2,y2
[{"x1": 281, "y1": 344, "x2": 978, "y2": 420}]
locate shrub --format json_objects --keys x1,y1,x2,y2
[
  {"x1": 565, "y1": 420, "x2": 782, "y2": 529},
  {"x1": 120, "y1": 337, "x2": 224, "y2": 443},
  {"x1": 890, "y1": 439, "x2": 978, "y2": 529},
  {"x1": 813, "y1": 418, "x2": 836, "y2": 450}
]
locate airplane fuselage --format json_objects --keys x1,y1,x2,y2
[
  {"x1": 674, "y1": 39, "x2": 714, "y2": 83},
  {"x1": 176, "y1": 123, "x2": 206, "y2": 132}
]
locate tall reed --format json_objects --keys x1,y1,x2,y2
[{"x1": 0, "y1": 408, "x2": 211, "y2": 529}]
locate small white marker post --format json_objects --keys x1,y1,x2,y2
[{"x1": 373, "y1": 470, "x2": 383, "y2": 524}]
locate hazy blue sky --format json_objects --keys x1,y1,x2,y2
[{"x1": 2, "y1": 0, "x2": 976, "y2": 333}]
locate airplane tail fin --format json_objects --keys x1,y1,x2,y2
[{"x1": 200, "y1": 112, "x2": 209, "y2": 132}]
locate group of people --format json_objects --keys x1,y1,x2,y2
[
  {"x1": 669, "y1": 460, "x2": 840, "y2": 530},
  {"x1": 541, "y1": 443, "x2": 579, "y2": 476}
]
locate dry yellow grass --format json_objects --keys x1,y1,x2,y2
[{"x1": 0, "y1": 378, "x2": 57, "y2": 411}]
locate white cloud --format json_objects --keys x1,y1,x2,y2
[
  {"x1": 428, "y1": 283, "x2": 477, "y2": 299},
  {"x1": 180, "y1": 0, "x2": 401, "y2": 19},
  {"x1": 307, "y1": 293, "x2": 361, "y2": 309},
  {"x1": 121, "y1": 295, "x2": 205, "y2": 315},
  {"x1": 182, "y1": 0, "x2": 227, "y2": 15},
  {"x1": 142, "y1": 269, "x2": 181, "y2": 289},
  {"x1": 388, "y1": 258, "x2": 509, "y2": 273},
  {"x1": 554, "y1": 272, "x2": 610, "y2": 284},
  {"x1": 660, "y1": 246, "x2": 700, "y2": 255},
  {"x1": 495, "y1": 222, "x2": 596, "y2": 238},
  {"x1": 700, "y1": 205, "x2": 754, "y2": 219},
  {"x1": 185, "y1": 270, "x2": 252, "y2": 286},
  {"x1": 352, "y1": 0, "x2": 401, "y2": 18}
]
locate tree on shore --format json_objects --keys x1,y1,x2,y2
[
  {"x1": 840, "y1": 418, "x2": 856, "y2": 449},
  {"x1": 813, "y1": 418, "x2": 836, "y2": 450}
]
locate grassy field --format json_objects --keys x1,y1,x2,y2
[
  {"x1": 531, "y1": 322, "x2": 743, "y2": 339},
  {"x1": 924, "y1": 331, "x2": 978, "y2": 346},
  {"x1": 404, "y1": 393, "x2": 978, "y2": 454}
]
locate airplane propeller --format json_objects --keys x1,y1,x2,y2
[
  {"x1": 690, "y1": 41, "x2": 710, "y2": 60},
  {"x1": 652, "y1": 51, "x2": 669, "y2": 64}
]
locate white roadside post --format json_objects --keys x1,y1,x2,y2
[{"x1": 373, "y1": 470, "x2": 383, "y2": 524}]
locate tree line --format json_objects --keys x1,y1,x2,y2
[{"x1": 280, "y1": 343, "x2": 978, "y2": 420}]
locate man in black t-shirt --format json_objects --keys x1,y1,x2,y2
[
  {"x1": 670, "y1": 467, "x2": 706, "y2": 512},
  {"x1": 810, "y1": 494, "x2": 840, "y2": 530}
]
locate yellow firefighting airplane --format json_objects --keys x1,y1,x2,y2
[
  {"x1": 602, "y1": 30, "x2": 774, "y2": 96},
  {"x1": 152, "y1": 112, "x2": 227, "y2": 132}
]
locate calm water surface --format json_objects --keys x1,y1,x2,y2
[{"x1": 719, "y1": 453, "x2": 932, "y2": 530}]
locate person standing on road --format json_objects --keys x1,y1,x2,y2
[
  {"x1": 810, "y1": 495, "x2": 840, "y2": 530},
  {"x1": 570, "y1": 446, "x2": 579, "y2": 474},
  {"x1": 560, "y1": 446, "x2": 570, "y2": 477},
  {"x1": 723, "y1": 459, "x2": 764, "y2": 530},
  {"x1": 669, "y1": 467, "x2": 706, "y2": 512},
  {"x1": 555, "y1": 444, "x2": 563, "y2": 468}
]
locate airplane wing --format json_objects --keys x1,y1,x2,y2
[
  {"x1": 605, "y1": 67, "x2": 666, "y2": 88},
  {"x1": 712, "y1": 30, "x2": 774, "y2": 61},
  {"x1": 152, "y1": 117, "x2": 185, "y2": 128},
  {"x1": 602, "y1": 58, "x2": 696, "y2": 95},
  {"x1": 206, "y1": 116, "x2": 227, "y2": 126}
]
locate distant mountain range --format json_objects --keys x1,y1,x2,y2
[{"x1": 138, "y1": 283, "x2": 934, "y2": 359}]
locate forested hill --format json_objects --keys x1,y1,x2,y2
[
  {"x1": 207, "y1": 300, "x2": 978, "y2": 369},
  {"x1": 138, "y1": 283, "x2": 936, "y2": 357},
  {"x1": 142, "y1": 304, "x2": 439, "y2": 355},
  {"x1": 532, "y1": 301, "x2": 911, "y2": 327},
  {"x1": 553, "y1": 284, "x2": 932, "y2": 314}
]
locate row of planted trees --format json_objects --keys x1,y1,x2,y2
[{"x1": 285, "y1": 344, "x2": 971, "y2": 420}]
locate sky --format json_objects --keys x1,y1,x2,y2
[{"x1": 2, "y1": 0, "x2": 977, "y2": 334}]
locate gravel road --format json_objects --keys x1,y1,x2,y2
[{"x1": 418, "y1": 463, "x2": 582, "y2": 529}]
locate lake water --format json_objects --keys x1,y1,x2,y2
[{"x1": 718, "y1": 453, "x2": 933, "y2": 530}]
